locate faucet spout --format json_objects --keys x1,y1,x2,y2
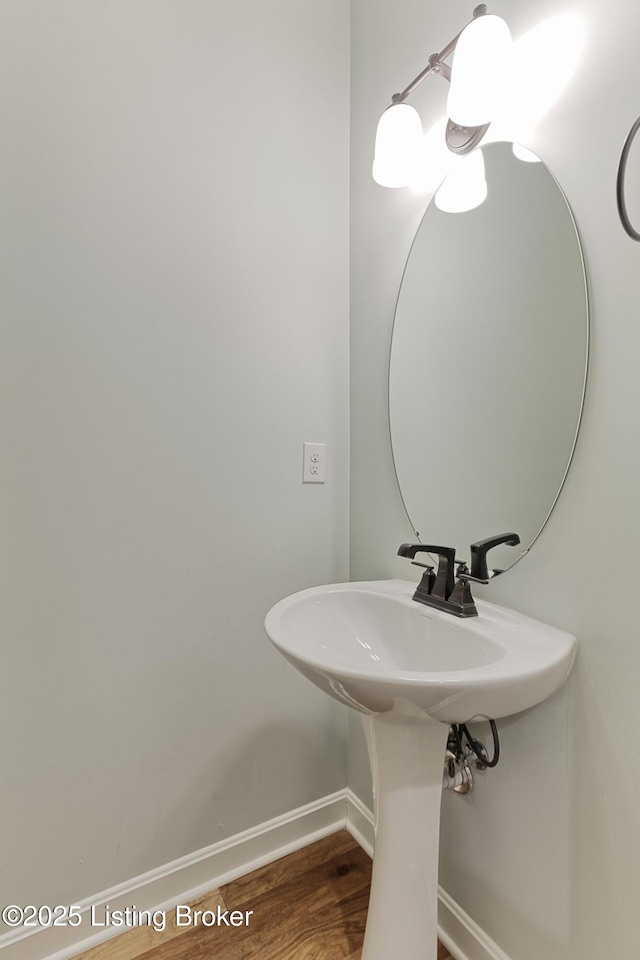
[{"x1": 397, "y1": 543, "x2": 458, "y2": 607}]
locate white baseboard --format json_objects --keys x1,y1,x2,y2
[
  {"x1": 1, "y1": 788, "x2": 512, "y2": 960},
  {"x1": 345, "y1": 788, "x2": 374, "y2": 857},
  {"x1": 437, "y1": 888, "x2": 514, "y2": 960},
  {"x1": 0, "y1": 791, "x2": 348, "y2": 960}
]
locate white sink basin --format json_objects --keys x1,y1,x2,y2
[
  {"x1": 265, "y1": 578, "x2": 576, "y2": 960},
  {"x1": 264, "y1": 578, "x2": 576, "y2": 722}
]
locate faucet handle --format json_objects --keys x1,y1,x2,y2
[
  {"x1": 456, "y1": 558, "x2": 490, "y2": 585},
  {"x1": 457, "y1": 570, "x2": 490, "y2": 585},
  {"x1": 469, "y1": 532, "x2": 520, "y2": 581}
]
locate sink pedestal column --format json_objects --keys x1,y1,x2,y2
[{"x1": 361, "y1": 715, "x2": 449, "y2": 960}]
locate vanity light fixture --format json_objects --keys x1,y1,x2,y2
[{"x1": 372, "y1": 4, "x2": 512, "y2": 188}]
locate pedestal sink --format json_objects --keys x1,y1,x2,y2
[{"x1": 264, "y1": 579, "x2": 576, "y2": 960}]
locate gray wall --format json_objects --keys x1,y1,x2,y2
[
  {"x1": 4, "y1": 2, "x2": 639, "y2": 954},
  {"x1": 0, "y1": 0, "x2": 349, "y2": 911},
  {"x1": 350, "y1": 1, "x2": 640, "y2": 958}
]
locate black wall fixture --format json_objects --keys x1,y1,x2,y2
[{"x1": 617, "y1": 116, "x2": 640, "y2": 241}]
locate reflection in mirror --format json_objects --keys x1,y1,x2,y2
[{"x1": 389, "y1": 142, "x2": 588, "y2": 575}]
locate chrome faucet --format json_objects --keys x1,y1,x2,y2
[{"x1": 398, "y1": 532, "x2": 520, "y2": 618}]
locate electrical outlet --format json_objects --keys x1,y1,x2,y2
[{"x1": 303, "y1": 442, "x2": 326, "y2": 483}]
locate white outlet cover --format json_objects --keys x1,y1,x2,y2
[{"x1": 303, "y1": 442, "x2": 326, "y2": 483}]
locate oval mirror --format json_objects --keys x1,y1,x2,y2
[{"x1": 389, "y1": 142, "x2": 588, "y2": 575}]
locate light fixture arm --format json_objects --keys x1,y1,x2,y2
[{"x1": 390, "y1": 5, "x2": 487, "y2": 105}]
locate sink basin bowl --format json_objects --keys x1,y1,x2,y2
[
  {"x1": 265, "y1": 578, "x2": 576, "y2": 722},
  {"x1": 266, "y1": 578, "x2": 576, "y2": 960}
]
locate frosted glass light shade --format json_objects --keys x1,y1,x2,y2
[
  {"x1": 447, "y1": 15, "x2": 512, "y2": 127},
  {"x1": 435, "y1": 148, "x2": 487, "y2": 213},
  {"x1": 372, "y1": 103, "x2": 424, "y2": 188},
  {"x1": 512, "y1": 142, "x2": 542, "y2": 163},
  {"x1": 409, "y1": 117, "x2": 458, "y2": 195}
]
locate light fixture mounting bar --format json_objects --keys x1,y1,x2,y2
[{"x1": 391, "y1": 4, "x2": 488, "y2": 104}]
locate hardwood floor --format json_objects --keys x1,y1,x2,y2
[{"x1": 73, "y1": 831, "x2": 453, "y2": 960}]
